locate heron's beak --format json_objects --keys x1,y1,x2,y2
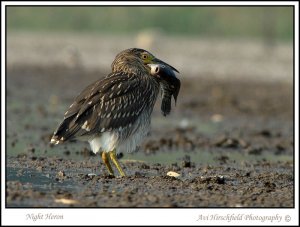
[
  {"x1": 147, "y1": 62, "x2": 181, "y2": 106},
  {"x1": 152, "y1": 58, "x2": 179, "y2": 74}
]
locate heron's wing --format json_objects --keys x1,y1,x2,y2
[{"x1": 51, "y1": 72, "x2": 151, "y2": 144}]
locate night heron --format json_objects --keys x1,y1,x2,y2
[{"x1": 50, "y1": 48, "x2": 180, "y2": 177}]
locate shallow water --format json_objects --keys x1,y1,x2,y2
[{"x1": 124, "y1": 149, "x2": 292, "y2": 165}]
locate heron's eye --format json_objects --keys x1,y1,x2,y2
[{"x1": 141, "y1": 54, "x2": 148, "y2": 60}]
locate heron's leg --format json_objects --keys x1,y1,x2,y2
[
  {"x1": 109, "y1": 149, "x2": 126, "y2": 177},
  {"x1": 101, "y1": 151, "x2": 115, "y2": 176}
]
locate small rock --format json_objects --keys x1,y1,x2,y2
[
  {"x1": 16, "y1": 169, "x2": 24, "y2": 177},
  {"x1": 146, "y1": 195, "x2": 158, "y2": 203},
  {"x1": 222, "y1": 138, "x2": 239, "y2": 148},
  {"x1": 27, "y1": 146, "x2": 35, "y2": 153},
  {"x1": 181, "y1": 155, "x2": 191, "y2": 168},
  {"x1": 179, "y1": 118, "x2": 190, "y2": 129},
  {"x1": 117, "y1": 152, "x2": 124, "y2": 159},
  {"x1": 214, "y1": 136, "x2": 247, "y2": 149},
  {"x1": 264, "y1": 182, "x2": 276, "y2": 192},
  {"x1": 140, "y1": 163, "x2": 150, "y2": 169},
  {"x1": 159, "y1": 138, "x2": 168, "y2": 146},
  {"x1": 211, "y1": 114, "x2": 224, "y2": 123},
  {"x1": 216, "y1": 155, "x2": 229, "y2": 163},
  {"x1": 167, "y1": 171, "x2": 181, "y2": 178},
  {"x1": 216, "y1": 175, "x2": 225, "y2": 184},
  {"x1": 54, "y1": 198, "x2": 78, "y2": 205},
  {"x1": 17, "y1": 153, "x2": 27, "y2": 158},
  {"x1": 275, "y1": 144, "x2": 285, "y2": 155},
  {"x1": 134, "y1": 171, "x2": 144, "y2": 177},
  {"x1": 63, "y1": 150, "x2": 71, "y2": 156},
  {"x1": 238, "y1": 139, "x2": 249, "y2": 148},
  {"x1": 80, "y1": 148, "x2": 95, "y2": 157},
  {"x1": 57, "y1": 171, "x2": 66, "y2": 178},
  {"x1": 11, "y1": 139, "x2": 18, "y2": 147},
  {"x1": 247, "y1": 147, "x2": 263, "y2": 155},
  {"x1": 169, "y1": 162, "x2": 181, "y2": 171},
  {"x1": 258, "y1": 129, "x2": 272, "y2": 137}
]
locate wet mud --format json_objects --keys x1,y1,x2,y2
[{"x1": 6, "y1": 65, "x2": 294, "y2": 207}]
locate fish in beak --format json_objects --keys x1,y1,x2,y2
[{"x1": 148, "y1": 63, "x2": 181, "y2": 116}]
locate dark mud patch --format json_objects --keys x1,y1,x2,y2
[{"x1": 6, "y1": 156, "x2": 293, "y2": 207}]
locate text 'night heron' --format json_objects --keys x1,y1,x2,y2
[{"x1": 50, "y1": 48, "x2": 180, "y2": 177}]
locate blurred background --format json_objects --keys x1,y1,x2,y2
[{"x1": 7, "y1": 6, "x2": 293, "y2": 82}]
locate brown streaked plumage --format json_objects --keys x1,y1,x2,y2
[{"x1": 50, "y1": 48, "x2": 180, "y2": 177}]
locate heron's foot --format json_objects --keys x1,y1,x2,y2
[
  {"x1": 109, "y1": 149, "x2": 126, "y2": 177},
  {"x1": 101, "y1": 151, "x2": 115, "y2": 176}
]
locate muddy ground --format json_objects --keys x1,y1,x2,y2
[{"x1": 6, "y1": 64, "x2": 294, "y2": 207}]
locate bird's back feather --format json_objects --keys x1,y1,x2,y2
[{"x1": 51, "y1": 72, "x2": 158, "y2": 144}]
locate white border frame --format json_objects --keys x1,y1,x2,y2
[{"x1": 1, "y1": 1, "x2": 299, "y2": 226}]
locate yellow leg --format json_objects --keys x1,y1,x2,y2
[
  {"x1": 101, "y1": 151, "x2": 114, "y2": 176},
  {"x1": 109, "y1": 149, "x2": 126, "y2": 177}
]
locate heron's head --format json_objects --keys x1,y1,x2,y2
[{"x1": 111, "y1": 48, "x2": 179, "y2": 75}]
